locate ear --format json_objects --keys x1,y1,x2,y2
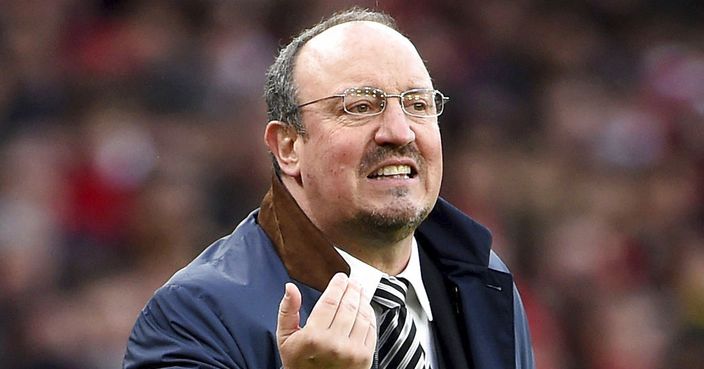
[{"x1": 264, "y1": 121, "x2": 301, "y2": 178}]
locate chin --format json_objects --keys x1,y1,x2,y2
[{"x1": 351, "y1": 202, "x2": 433, "y2": 243}]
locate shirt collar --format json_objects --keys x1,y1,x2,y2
[{"x1": 336, "y1": 237, "x2": 434, "y2": 321}]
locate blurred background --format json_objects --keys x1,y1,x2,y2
[{"x1": 0, "y1": 0, "x2": 702, "y2": 368}]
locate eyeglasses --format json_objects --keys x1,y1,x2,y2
[{"x1": 297, "y1": 87, "x2": 450, "y2": 118}]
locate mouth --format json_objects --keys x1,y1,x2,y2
[{"x1": 367, "y1": 164, "x2": 417, "y2": 180}]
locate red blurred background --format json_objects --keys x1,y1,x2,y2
[{"x1": 0, "y1": 1, "x2": 702, "y2": 368}]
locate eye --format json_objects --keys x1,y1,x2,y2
[
  {"x1": 404, "y1": 93, "x2": 430, "y2": 113},
  {"x1": 344, "y1": 94, "x2": 384, "y2": 115},
  {"x1": 412, "y1": 101, "x2": 428, "y2": 111},
  {"x1": 348, "y1": 102, "x2": 372, "y2": 114}
]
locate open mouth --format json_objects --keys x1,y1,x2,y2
[{"x1": 367, "y1": 164, "x2": 417, "y2": 179}]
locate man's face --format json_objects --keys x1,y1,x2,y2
[{"x1": 291, "y1": 21, "x2": 443, "y2": 246}]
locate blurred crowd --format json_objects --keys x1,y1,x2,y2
[{"x1": 0, "y1": 1, "x2": 702, "y2": 368}]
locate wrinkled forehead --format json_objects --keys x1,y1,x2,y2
[{"x1": 294, "y1": 21, "x2": 432, "y2": 95}]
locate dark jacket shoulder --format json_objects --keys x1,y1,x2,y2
[{"x1": 124, "y1": 211, "x2": 288, "y2": 369}]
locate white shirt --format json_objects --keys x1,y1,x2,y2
[{"x1": 335, "y1": 237, "x2": 437, "y2": 368}]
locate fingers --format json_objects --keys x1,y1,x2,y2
[
  {"x1": 277, "y1": 275, "x2": 377, "y2": 369},
  {"x1": 283, "y1": 272, "x2": 376, "y2": 344},
  {"x1": 306, "y1": 273, "x2": 349, "y2": 330},
  {"x1": 328, "y1": 277, "x2": 363, "y2": 336},
  {"x1": 313, "y1": 273, "x2": 376, "y2": 348},
  {"x1": 348, "y1": 289, "x2": 376, "y2": 346},
  {"x1": 277, "y1": 282, "x2": 302, "y2": 346},
  {"x1": 364, "y1": 316, "x2": 378, "y2": 349}
]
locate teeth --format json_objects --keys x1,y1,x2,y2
[{"x1": 374, "y1": 165, "x2": 412, "y2": 177}]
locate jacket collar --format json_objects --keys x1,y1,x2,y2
[
  {"x1": 257, "y1": 174, "x2": 349, "y2": 292},
  {"x1": 416, "y1": 197, "x2": 493, "y2": 275},
  {"x1": 257, "y1": 174, "x2": 493, "y2": 291}
]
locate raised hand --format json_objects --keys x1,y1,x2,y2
[{"x1": 276, "y1": 273, "x2": 377, "y2": 369}]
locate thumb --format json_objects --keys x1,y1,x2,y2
[{"x1": 277, "y1": 282, "x2": 302, "y2": 346}]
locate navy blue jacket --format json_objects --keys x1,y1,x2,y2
[{"x1": 124, "y1": 197, "x2": 535, "y2": 369}]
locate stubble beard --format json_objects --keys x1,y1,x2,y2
[{"x1": 349, "y1": 187, "x2": 433, "y2": 247}]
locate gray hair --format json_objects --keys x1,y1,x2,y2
[{"x1": 264, "y1": 7, "x2": 397, "y2": 135}]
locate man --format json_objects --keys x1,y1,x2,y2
[{"x1": 124, "y1": 8, "x2": 535, "y2": 369}]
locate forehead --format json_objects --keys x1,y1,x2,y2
[{"x1": 294, "y1": 21, "x2": 432, "y2": 95}]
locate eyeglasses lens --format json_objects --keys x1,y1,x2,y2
[
  {"x1": 402, "y1": 90, "x2": 439, "y2": 116},
  {"x1": 343, "y1": 88, "x2": 385, "y2": 115},
  {"x1": 342, "y1": 87, "x2": 445, "y2": 117}
]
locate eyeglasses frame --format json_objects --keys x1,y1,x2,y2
[{"x1": 297, "y1": 87, "x2": 450, "y2": 118}]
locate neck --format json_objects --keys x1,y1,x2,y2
[{"x1": 338, "y1": 236, "x2": 413, "y2": 275}]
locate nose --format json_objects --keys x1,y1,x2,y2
[{"x1": 373, "y1": 99, "x2": 416, "y2": 147}]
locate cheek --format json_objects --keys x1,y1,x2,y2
[
  {"x1": 318, "y1": 131, "x2": 364, "y2": 170},
  {"x1": 302, "y1": 134, "x2": 361, "y2": 184},
  {"x1": 434, "y1": 138, "x2": 444, "y2": 171},
  {"x1": 418, "y1": 128, "x2": 443, "y2": 164},
  {"x1": 418, "y1": 130, "x2": 444, "y2": 194}
]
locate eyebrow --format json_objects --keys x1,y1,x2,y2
[{"x1": 345, "y1": 85, "x2": 435, "y2": 93}]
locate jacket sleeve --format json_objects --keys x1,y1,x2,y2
[
  {"x1": 513, "y1": 283, "x2": 536, "y2": 369},
  {"x1": 123, "y1": 283, "x2": 246, "y2": 369}
]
